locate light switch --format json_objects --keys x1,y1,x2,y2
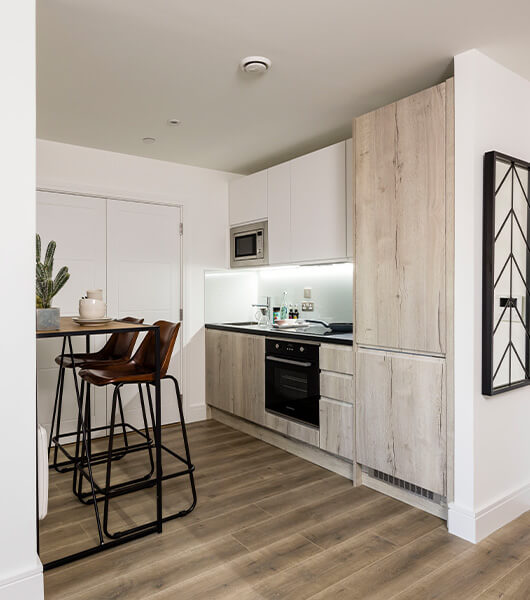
[{"x1": 304, "y1": 287, "x2": 312, "y2": 299}]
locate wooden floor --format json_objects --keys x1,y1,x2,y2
[{"x1": 43, "y1": 419, "x2": 530, "y2": 600}]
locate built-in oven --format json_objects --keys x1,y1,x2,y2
[
  {"x1": 265, "y1": 338, "x2": 320, "y2": 428},
  {"x1": 230, "y1": 220, "x2": 268, "y2": 268}
]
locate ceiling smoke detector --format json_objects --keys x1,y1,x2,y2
[{"x1": 240, "y1": 56, "x2": 271, "y2": 74}]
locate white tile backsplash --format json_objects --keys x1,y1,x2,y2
[{"x1": 205, "y1": 263, "x2": 353, "y2": 324}]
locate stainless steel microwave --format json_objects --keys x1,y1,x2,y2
[{"x1": 230, "y1": 220, "x2": 269, "y2": 268}]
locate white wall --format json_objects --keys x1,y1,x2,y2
[
  {"x1": 451, "y1": 49, "x2": 530, "y2": 542},
  {"x1": 0, "y1": 2, "x2": 44, "y2": 599},
  {"x1": 37, "y1": 140, "x2": 237, "y2": 422}
]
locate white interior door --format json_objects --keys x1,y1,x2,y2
[
  {"x1": 36, "y1": 191, "x2": 108, "y2": 440},
  {"x1": 106, "y1": 199, "x2": 182, "y2": 428}
]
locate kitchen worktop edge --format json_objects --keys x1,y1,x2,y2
[{"x1": 205, "y1": 323, "x2": 353, "y2": 346}]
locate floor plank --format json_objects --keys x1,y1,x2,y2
[
  {"x1": 477, "y1": 555, "x2": 530, "y2": 599},
  {"x1": 390, "y1": 512, "x2": 530, "y2": 600},
  {"x1": 310, "y1": 526, "x2": 468, "y2": 600}
]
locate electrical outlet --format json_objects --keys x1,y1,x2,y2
[{"x1": 301, "y1": 302, "x2": 314, "y2": 311}]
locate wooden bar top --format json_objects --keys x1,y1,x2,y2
[{"x1": 37, "y1": 317, "x2": 156, "y2": 338}]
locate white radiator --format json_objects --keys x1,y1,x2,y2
[{"x1": 37, "y1": 425, "x2": 48, "y2": 520}]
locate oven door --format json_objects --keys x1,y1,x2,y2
[{"x1": 265, "y1": 355, "x2": 320, "y2": 427}]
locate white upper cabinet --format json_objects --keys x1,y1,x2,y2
[
  {"x1": 229, "y1": 169, "x2": 268, "y2": 225},
  {"x1": 229, "y1": 141, "x2": 349, "y2": 265},
  {"x1": 267, "y1": 162, "x2": 291, "y2": 264},
  {"x1": 290, "y1": 141, "x2": 346, "y2": 262}
]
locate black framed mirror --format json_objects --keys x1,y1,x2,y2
[{"x1": 483, "y1": 151, "x2": 530, "y2": 395}]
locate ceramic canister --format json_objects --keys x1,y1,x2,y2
[{"x1": 79, "y1": 298, "x2": 106, "y2": 319}]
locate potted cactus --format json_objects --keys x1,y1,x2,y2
[{"x1": 36, "y1": 234, "x2": 70, "y2": 330}]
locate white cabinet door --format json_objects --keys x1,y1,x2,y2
[
  {"x1": 267, "y1": 162, "x2": 291, "y2": 264},
  {"x1": 290, "y1": 141, "x2": 347, "y2": 262},
  {"x1": 346, "y1": 138, "x2": 353, "y2": 258},
  {"x1": 36, "y1": 191, "x2": 108, "y2": 440},
  {"x1": 107, "y1": 200, "x2": 182, "y2": 428},
  {"x1": 229, "y1": 170, "x2": 267, "y2": 225}
]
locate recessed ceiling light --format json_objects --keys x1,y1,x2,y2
[
  {"x1": 142, "y1": 137, "x2": 156, "y2": 144},
  {"x1": 167, "y1": 118, "x2": 182, "y2": 126},
  {"x1": 240, "y1": 56, "x2": 271, "y2": 74}
]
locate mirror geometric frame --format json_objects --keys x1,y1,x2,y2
[{"x1": 483, "y1": 151, "x2": 530, "y2": 395}]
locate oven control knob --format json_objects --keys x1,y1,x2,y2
[
  {"x1": 275, "y1": 343, "x2": 279, "y2": 349},
  {"x1": 300, "y1": 346, "x2": 304, "y2": 352}
]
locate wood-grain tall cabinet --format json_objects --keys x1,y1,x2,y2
[{"x1": 353, "y1": 80, "x2": 454, "y2": 503}]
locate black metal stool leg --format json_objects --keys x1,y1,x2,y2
[
  {"x1": 168, "y1": 375, "x2": 197, "y2": 513},
  {"x1": 117, "y1": 389, "x2": 129, "y2": 452},
  {"x1": 51, "y1": 366, "x2": 66, "y2": 471},
  {"x1": 138, "y1": 384, "x2": 155, "y2": 476},
  {"x1": 146, "y1": 383, "x2": 156, "y2": 438},
  {"x1": 73, "y1": 381, "x2": 88, "y2": 498},
  {"x1": 103, "y1": 384, "x2": 120, "y2": 538}
]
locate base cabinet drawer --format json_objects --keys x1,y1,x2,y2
[
  {"x1": 320, "y1": 344, "x2": 353, "y2": 375},
  {"x1": 356, "y1": 349, "x2": 446, "y2": 495},
  {"x1": 319, "y1": 398, "x2": 353, "y2": 459},
  {"x1": 320, "y1": 371, "x2": 353, "y2": 404}
]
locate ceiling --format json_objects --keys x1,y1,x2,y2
[{"x1": 37, "y1": 0, "x2": 530, "y2": 174}]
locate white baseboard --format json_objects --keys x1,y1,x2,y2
[
  {"x1": 449, "y1": 481, "x2": 530, "y2": 543},
  {"x1": 0, "y1": 566, "x2": 43, "y2": 600},
  {"x1": 447, "y1": 503, "x2": 476, "y2": 542}
]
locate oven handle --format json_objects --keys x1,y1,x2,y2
[{"x1": 266, "y1": 355, "x2": 313, "y2": 368}]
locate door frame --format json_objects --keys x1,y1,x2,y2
[{"x1": 36, "y1": 186, "x2": 185, "y2": 405}]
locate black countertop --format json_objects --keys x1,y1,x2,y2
[{"x1": 205, "y1": 322, "x2": 353, "y2": 346}]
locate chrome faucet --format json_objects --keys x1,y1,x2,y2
[{"x1": 252, "y1": 296, "x2": 272, "y2": 326}]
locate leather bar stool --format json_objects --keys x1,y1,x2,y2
[
  {"x1": 49, "y1": 316, "x2": 144, "y2": 474},
  {"x1": 79, "y1": 320, "x2": 196, "y2": 539}
]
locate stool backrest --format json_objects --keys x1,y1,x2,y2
[
  {"x1": 132, "y1": 321, "x2": 180, "y2": 377},
  {"x1": 100, "y1": 316, "x2": 144, "y2": 360}
]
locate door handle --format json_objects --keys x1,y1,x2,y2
[{"x1": 266, "y1": 356, "x2": 312, "y2": 368}]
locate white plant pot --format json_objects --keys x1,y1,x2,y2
[{"x1": 36, "y1": 307, "x2": 60, "y2": 331}]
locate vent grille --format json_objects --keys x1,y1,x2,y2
[{"x1": 363, "y1": 467, "x2": 444, "y2": 504}]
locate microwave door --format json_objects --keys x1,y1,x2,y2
[{"x1": 234, "y1": 233, "x2": 257, "y2": 260}]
